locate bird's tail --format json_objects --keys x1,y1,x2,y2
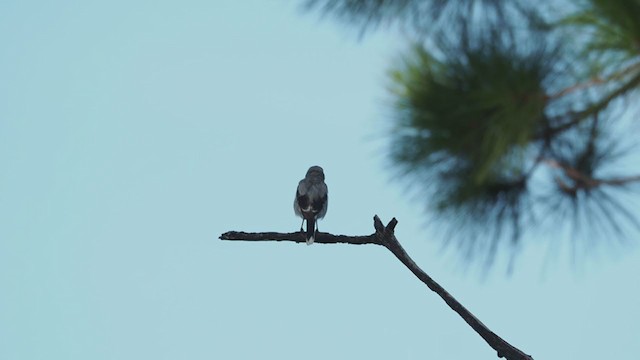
[{"x1": 306, "y1": 218, "x2": 316, "y2": 245}]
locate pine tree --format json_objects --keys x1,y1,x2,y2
[{"x1": 304, "y1": 0, "x2": 640, "y2": 268}]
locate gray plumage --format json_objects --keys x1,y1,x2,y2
[{"x1": 294, "y1": 166, "x2": 328, "y2": 245}]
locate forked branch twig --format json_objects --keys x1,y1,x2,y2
[{"x1": 219, "y1": 215, "x2": 533, "y2": 360}]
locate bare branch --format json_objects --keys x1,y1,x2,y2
[
  {"x1": 220, "y1": 231, "x2": 380, "y2": 245},
  {"x1": 219, "y1": 215, "x2": 533, "y2": 360}
]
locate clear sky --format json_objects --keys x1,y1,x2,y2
[{"x1": 1, "y1": 1, "x2": 639, "y2": 359}]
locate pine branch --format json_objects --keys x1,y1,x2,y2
[
  {"x1": 219, "y1": 215, "x2": 533, "y2": 360},
  {"x1": 539, "y1": 64, "x2": 640, "y2": 140},
  {"x1": 543, "y1": 158, "x2": 640, "y2": 191},
  {"x1": 548, "y1": 61, "x2": 640, "y2": 100},
  {"x1": 568, "y1": 69, "x2": 640, "y2": 118}
]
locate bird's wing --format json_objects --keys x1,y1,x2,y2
[{"x1": 296, "y1": 181, "x2": 311, "y2": 213}]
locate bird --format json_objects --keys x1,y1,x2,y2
[{"x1": 294, "y1": 166, "x2": 328, "y2": 245}]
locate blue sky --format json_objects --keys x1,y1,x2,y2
[{"x1": 1, "y1": 1, "x2": 639, "y2": 359}]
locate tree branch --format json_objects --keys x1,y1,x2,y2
[
  {"x1": 219, "y1": 215, "x2": 533, "y2": 360},
  {"x1": 547, "y1": 61, "x2": 640, "y2": 100},
  {"x1": 219, "y1": 230, "x2": 380, "y2": 245},
  {"x1": 538, "y1": 65, "x2": 640, "y2": 140},
  {"x1": 543, "y1": 158, "x2": 640, "y2": 191}
]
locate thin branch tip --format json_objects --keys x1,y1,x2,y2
[
  {"x1": 373, "y1": 215, "x2": 385, "y2": 232},
  {"x1": 387, "y1": 218, "x2": 398, "y2": 231}
]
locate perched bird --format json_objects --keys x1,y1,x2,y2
[{"x1": 294, "y1": 166, "x2": 328, "y2": 245}]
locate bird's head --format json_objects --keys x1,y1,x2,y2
[{"x1": 306, "y1": 166, "x2": 325, "y2": 181}]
